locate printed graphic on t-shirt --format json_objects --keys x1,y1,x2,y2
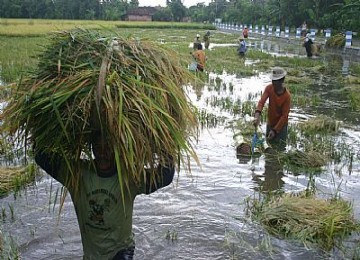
[
  {"x1": 89, "y1": 198, "x2": 110, "y2": 225},
  {"x1": 85, "y1": 188, "x2": 119, "y2": 230}
]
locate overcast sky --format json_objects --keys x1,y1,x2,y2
[{"x1": 138, "y1": 0, "x2": 211, "y2": 8}]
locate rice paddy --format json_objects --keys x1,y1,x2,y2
[{"x1": 0, "y1": 19, "x2": 360, "y2": 259}]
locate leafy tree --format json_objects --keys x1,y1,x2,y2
[
  {"x1": 153, "y1": 7, "x2": 173, "y2": 22},
  {"x1": 166, "y1": 0, "x2": 187, "y2": 22},
  {"x1": 129, "y1": 0, "x2": 139, "y2": 9},
  {"x1": 188, "y1": 4, "x2": 209, "y2": 22}
]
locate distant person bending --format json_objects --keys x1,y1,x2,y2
[
  {"x1": 303, "y1": 33, "x2": 313, "y2": 58},
  {"x1": 254, "y1": 67, "x2": 291, "y2": 151},
  {"x1": 237, "y1": 36, "x2": 247, "y2": 58},
  {"x1": 35, "y1": 132, "x2": 175, "y2": 260},
  {"x1": 192, "y1": 44, "x2": 206, "y2": 72}
]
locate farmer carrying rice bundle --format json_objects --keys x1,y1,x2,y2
[{"x1": 1, "y1": 28, "x2": 199, "y2": 259}]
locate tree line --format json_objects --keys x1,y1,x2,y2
[{"x1": 0, "y1": 0, "x2": 359, "y2": 32}]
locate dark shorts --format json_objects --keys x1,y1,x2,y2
[
  {"x1": 113, "y1": 246, "x2": 135, "y2": 260},
  {"x1": 266, "y1": 124, "x2": 288, "y2": 151}
]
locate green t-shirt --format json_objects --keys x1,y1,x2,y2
[
  {"x1": 35, "y1": 152, "x2": 174, "y2": 259},
  {"x1": 58, "y1": 166, "x2": 137, "y2": 260}
]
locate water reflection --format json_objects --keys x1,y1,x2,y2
[
  {"x1": 342, "y1": 59, "x2": 350, "y2": 75},
  {"x1": 252, "y1": 150, "x2": 285, "y2": 193}
]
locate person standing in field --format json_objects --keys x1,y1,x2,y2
[
  {"x1": 301, "y1": 21, "x2": 307, "y2": 37},
  {"x1": 35, "y1": 131, "x2": 175, "y2": 260},
  {"x1": 243, "y1": 26, "x2": 249, "y2": 39},
  {"x1": 203, "y1": 31, "x2": 211, "y2": 49},
  {"x1": 191, "y1": 43, "x2": 206, "y2": 72},
  {"x1": 237, "y1": 36, "x2": 247, "y2": 58},
  {"x1": 303, "y1": 33, "x2": 314, "y2": 58},
  {"x1": 193, "y1": 33, "x2": 201, "y2": 50},
  {"x1": 253, "y1": 67, "x2": 291, "y2": 151}
]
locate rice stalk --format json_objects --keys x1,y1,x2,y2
[
  {"x1": 1, "y1": 28, "x2": 199, "y2": 195},
  {"x1": 279, "y1": 149, "x2": 328, "y2": 169},
  {"x1": 251, "y1": 192, "x2": 360, "y2": 250},
  {"x1": 299, "y1": 115, "x2": 341, "y2": 135}
]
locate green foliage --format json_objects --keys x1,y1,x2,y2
[
  {"x1": 0, "y1": 36, "x2": 42, "y2": 84},
  {"x1": 0, "y1": 0, "x2": 357, "y2": 31}
]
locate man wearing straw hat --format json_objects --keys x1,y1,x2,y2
[
  {"x1": 253, "y1": 67, "x2": 291, "y2": 150},
  {"x1": 193, "y1": 33, "x2": 201, "y2": 50},
  {"x1": 35, "y1": 132, "x2": 175, "y2": 259}
]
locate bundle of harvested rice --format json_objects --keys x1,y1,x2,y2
[
  {"x1": 1, "y1": 28, "x2": 198, "y2": 190},
  {"x1": 255, "y1": 193, "x2": 360, "y2": 250},
  {"x1": 279, "y1": 149, "x2": 327, "y2": 169},
  {"x1": 325, "y1": 33, "x2": 345, "y2": 48},
  {"x1": 299, "y1": 115, "x2": 341, "y2": 134}
]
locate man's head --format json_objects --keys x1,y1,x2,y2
[
  {"x1": 271, "y1": 67, "x2": 286, "y2": 91},
  {"x1": 196, "y1": 34, "x2": 200, "y2": 38},
  {"x1": 91, "y1": 132, "x2": 115, "y2": 174}
]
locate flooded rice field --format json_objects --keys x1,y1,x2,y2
[{"x1": 1, "y1": 46, "x2": 360, "y2": 259}]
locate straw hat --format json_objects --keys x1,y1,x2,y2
[
  {"x1": 271, "y1": 67, "x2": 287, "y2": 80},
  {"x1": 196, "y1": 34, "x2": 200, "y2": 38},
  {"x1": 239, "y1": 35, "x2": 244, "y2": 41}
]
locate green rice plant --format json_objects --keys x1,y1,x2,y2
[
  {"x1": 1, "y1": 28, "x2": 199, "y2": 198},
  {"x1": 0, "y1": 36, "x2": 43, "y2": 84},
  {"x1": 240, "y1": 100, "x2": 256, "y2": 117},
  {"x1": 0, "y1": 18, "x2": 120, "y2": 36},
  {"x1": 1, "y1": 207, "x2": 6, "y2": 220},
  {"x1": 0, "y1": 232, "x2": 20, "y2": 259},
  {"x1": 196, "y1": 109, "x2": 226, "y2": 128},
  {"x1": 115, "y1": 21, "x2": 215, "y2": 30},
  {"x1": 206, "y1": 46, "x2": 256, "y2": 75},
  {"x1": 350, "y1": 63, "x2": 360, "y2": 75},
  {"x1": 8, "y1": 203, "x2": 14, "y2": 221},
  {"x1": 348, "y1": 83, "x2": 360, "y2": 110},
  {"x1": 231, "y1": 99, "x2": 242, "y2": 116},
  {"x1": 230, "y1": 118, "x2": 256, "y2": 138},
  {"x1": 274, "y1": 56, "x2": 323, "y2": 69},
  {"x1": 0, "y1": 165, "x2": 37, "y2": 197},
  {"x1": 165, "y1": 229, "x2": 178, "y2": 241}
]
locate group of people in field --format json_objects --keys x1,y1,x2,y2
[
  {"x1": 301, "y1": 21, "x2": 322, "y2": 58},
  {"x1": 34, "y1": 24, "x2": 294, "y2": 260},
  {"x1": 190, "y1": 27, "x2": 249, "y2": 72},
  {"x1": 188, "y1": 20, "x2": 324, "y2": 79}
]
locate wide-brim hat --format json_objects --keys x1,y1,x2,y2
[{"x1": 271, "y1": 67, "x2": 287, "y2": 80}]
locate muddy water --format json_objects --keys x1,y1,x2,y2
[{"x1": 1, "y1": 63, "x2": 360, "y2": 259}]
